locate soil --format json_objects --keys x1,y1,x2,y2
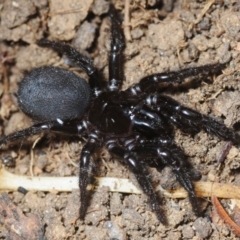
[{"x1": 0, "y1": 0, "x2": 240, "y2": 239}]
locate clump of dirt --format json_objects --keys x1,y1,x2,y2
[{"x1": 0, "y1": 0, "x2": 240, "y2": 239}]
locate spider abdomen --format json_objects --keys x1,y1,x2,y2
[{"x1": 17, "y1": 66, "x2": 91, "y2": 122}]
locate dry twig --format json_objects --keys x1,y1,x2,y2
[{"x1": 212, "y1": 196, "x2": 240, "y2": 237}]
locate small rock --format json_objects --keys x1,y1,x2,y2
[{"x1": 193, "y1": 217, "x2": 212, "y2": 239}]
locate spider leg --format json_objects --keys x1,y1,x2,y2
[
  {"x1": 37, "y1": 39, "x2": 105, "y2": 97},
  {"x1": 0, "y1": 122, "x2": 54, "y2": 147},
  {"x1": 129, "y1": 106, "x2": 203, "y2": 215},
  {"x1": 132, "y1": 139, "x2": 201, "y2": 215},
  {"x1": 146, "y1": 94, "x2": 240, "y2": 144},
  {"x1": 126, "y1": 63, "x2": 226, "y2": 96},
  {"x1": 0, "y1": 120, "x2": 87, "y2": 148},
  {"x1": 79, "y1": 132, "x2": 100, "y2": 219},
  {"x1": 156, "y1": 143, "x2": 200, "y2": 215},
  {"x1": 130, "y1": 137, "x2": 201, "y2": 181},
  {"x1": 106, "y1": 139, "x2": 167, "y2": 224},
  {"x1": 108, "y1": 4, "x2": 125, "y2": 91},
  {"x1": 132, "y1": 104, "x2": 174, "y2": 138}
]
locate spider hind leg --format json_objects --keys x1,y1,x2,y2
[{"x1": 79, "y1": 138, "x2": 98, "y2": 219}]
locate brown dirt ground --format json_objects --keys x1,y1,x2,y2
[{"x1": 0, "y1": 0, "x2": 240, "y2": 239}]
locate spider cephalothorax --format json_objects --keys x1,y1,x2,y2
[{"x1": 0, "y1": 4, "x2": 239, "y2": 224}]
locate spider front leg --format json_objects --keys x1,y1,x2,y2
[
  {"x1": 128, "y1": 136, "x2": 201, "y2": 216},
  {"x1": 130, "y1": 103, "x2": 202, "y2": 179},
  {"x1": 147, "y1": 94, "x2": 240, "y2": 144},
  {"x1": 129, "y1": 105, "x2": 203, "y2": 216},
  {"x1": 126, "y1": 63, "x2": 226, "y2": 96},
  {"x1": 106, "y1": 139, "x2": 167, "y2": 225},
  {"x1": 155, "y1": 142, "x2": 201, "y2": 215}
]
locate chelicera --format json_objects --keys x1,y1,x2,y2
[{"x1": 0, "y1": 4, "x2": 239, "y2": 224}]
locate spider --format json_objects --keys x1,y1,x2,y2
[{"x1": 0, "y1": 4, "x2": 239, "y2": 225}]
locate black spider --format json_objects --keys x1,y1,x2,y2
[{"x1": 0, "y1": 5, "x2": 239, "y2": 225}]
